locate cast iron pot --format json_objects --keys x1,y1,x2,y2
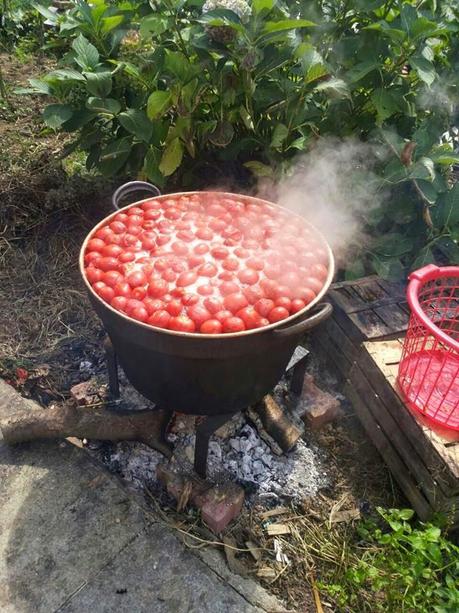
[{"x1": 79, "y1": 182, "x2": 334, "y2": 415}]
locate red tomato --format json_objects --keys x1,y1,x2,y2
[
  {"x1": 154, "y1": 257, "x2": 169, "y2": 272},
  {"x1": 238, "y1": 269, "x2": 259, "y2": 285},
  {"x1": 214, "y1": 309, "x2": 233, "y2": 323},
  {"x1": 148, "y1": 310, "x2": 171, "y2": 328},
  {"x1": 127, "y1": 270, "x2": 147, "y2": 288},
  {"x1": 98, "y1": 257, "x2": 120, "y2": 272},
  {"x1": 93, "y1": 282, "x2": 115, "y2": 303},
  {"x1": 87, "y1": 238, "x2": 106, "y2": 252},
  {"x1": 111, "y1": 296, "x2": 127, "y2": 312},
  {"x1": 123, "y1": 234, "x2": 142, "y2": 250},
  {"x1": 223, "y1": 292, "x2": 249, "y2": 313},
  {"x1": 291, "y1": 298, "x2": 306, "y2": 313},
  {"x1": 162, "y1": 269, "x2": 177, "y2": 282},
  {"x1": 188, "y1": 255, "x2": 204, "y2": 269},
  {"x1": 172, "y1": 260, "x2": 187, "y2": 273},
  {"x1": 177, "y1": 270, "x2": 197, "y2": 287},
  {"x1": 197, "y1": 284, "x2": 214, "y2": 296},
  {"x1": 197, "y1": 262, "x2": 218, "y2": 277},
  {"x1": 166, "y1": 299, "x2": 183, "y2": 316},
  {"x1": 310, "y1": 263, "x2": 328, "y2": 281},
  {"x1": 264, "y1": 263, "x2": 281, "y2": 279},
  {"x1": 209, "y1": 218, "x2": 226, "y2": 232},
  {"x1": 105, "y1": 232, "x2": 123, "y2": 245},
  {"x1": 114, "y1": 212, "x2": 129, "y2": 223},
  {"x1": 125, "y1": 299, "x2": 145, "y2": 314},
  {"x1": 144, "y1": 209, "x2": 161, "y2": 221},
  {"x1": 207, "y1": 203, "x2": 226, "y2": 217},
  {"x1": 130, "y1": 306, "x2": 148, "y2": 322},
  {"x1": 125, "y1": 206, "x2": 142, "y2": 216},
  {"x1": 95, "y1": 227, "x2": 112, "y2": 241},
  {"x1": 268, "y1": 306, "x2": 289, "y2": 323},
  {"x1": 104, "y1": 271, "x2": 123, "y2": 288},
  {"x1": 169, "y1": 315, "x2": 196, "y2": 333},
  {"x1": 304, "y1": 277, "x2": 323, "y2": 294},
  {"x1": 84, "y1": 251, "x2": 101, "y2": 266},
  {"x1": 273, "y1": 284, "x2": 293, "y2": 300},
  {"x1": 219, "y1": 281, "x2": 239, "y2": 296},
  {"x1": 234, "y1": 247, "x2": 249, "y2": 258},
  {"x1": 148, "y1": 278, "x2": 169, "y2": 297},
  {"x1": 118, "y1": 251, "x2": 136, "y2": 263},
  {"x1": 204, "y1": 296, "x2": 224, "y2": 314},
  {"x1": 182, "y1": 293, "x2": 199, "y2": 307},
  {"x1": 243, "y1": 285, "x2": 265, "y2": 304},
  {"x1": 177, "y1": 230, "x2": 194, "y2": 242},
  {"x1": 247, "y1": 257, "x2": 264, "y2": 271},
  {"x1": 101, "y1": 244, "x2": 123, "y2": 258},
  {"x1": 164, "y1": 207, "x2": 181, "y2": 220},
  {"x1": 187, "y1": 304, "x2": 211, "y2": 327},
  {"x1": 127, "y1": 224, "x2": 142, "y2": 236},
  {"x1": 211, "y1": 246, "x2": 229, "y2": 260},
  {"x1": 194, "y1": 242, "x2": 209, "y2": 255},
  {"x1": 141, "y1": 232, "x2": 157, "y2": 251},
  {"x1": 260, "y1": 279, "x2": 278, "y2": 299},
  {"x1": 196, "y1": 227, "x2": 213, "y2": 240},
  {"x1": 222, "y1": 257, "x2": 239, "y2": 271},
  {"x1": 257, "y1": 317, "x2": 270, "y2": 328},
  {"x1": 114, "y1": 281, "x2": 131, "y2": 298},
  {"x1": 200, "y1": 319, "x2": 222, "y2": 334},
  {"x1": 218, "y1": 271, "x2": 235, "y2": 281},
  {"x1": 280, "y1": 271, "x2": 300, "y2": 288},
  {"x1": 86, "y1": 268, "x2": 104, "y2": 284},
  {"x1": 143, "y1": 297, "x2": 163, "y2": 315},
  {"x1": 236, "y1": 306, "x2": 261, "y2": 329},
  {"x1": 132, "y1": 286, "x2": 147, "y2": 300},
  {"x1": 156, "y1": 235, "x2": 171, "y2": 246},
  {"x1": 275, "y1": 296, "x2": 292, "y2": 310},
  {"x1": 171, "y1": 287, "x2": 185, "y2": 298},
  {"x1": 110, "y1": 221, "x2": 126, "y2": 234},
  {"x1": 172, "y1": 241, "x2": 189, "y2": 256},
  {"x1": 255, "y1": 298, "x2": 275, "y2": 317},
  {"x1": 223, "y1": 316, "x2": 245, "y2": 333},
  {"x1": 128, "y1": 214, "x2": 143, "y2": 226}
]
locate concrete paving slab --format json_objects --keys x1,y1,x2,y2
[{"x1": 0, "y1": 381, "x2": 286, "y2": 613}]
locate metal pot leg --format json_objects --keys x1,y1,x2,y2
[
  {"x1": 194, "y1": 412, "x2": 235, "y2": 478},
  {"x1": 104, "y1": 337, "x2": 120, "y2": 400}
]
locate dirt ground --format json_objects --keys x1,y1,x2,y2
[{"x1": 0, "y1": 53, "x2": 404, "y2": 612}]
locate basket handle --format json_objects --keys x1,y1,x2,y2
[{"x1": 112, "y1": 181, "x2": 161, "y2": 211}]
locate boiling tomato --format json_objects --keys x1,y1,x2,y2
[
  {"x1": 238, "y1": 269, "x2": 259, "y2": 285},
  {"x1": 127, "y1": 270, "x2": 147, "y2": 288},
  {"x1": 194, "y1": 242, "x2": 209, "y2": 255},
  {"x1": 130, "y1": 306, "x2": 148, "y2": 322},
  {"x1": 196, "y1": 227, "x2": 213, "y2": 240},
  {"x1": 156, "y1": 235, "x2": 171, "y2": 246},
  {"x1": 104, "y1": 271, "x2": 123, "y2": 288},
  {"x1": 98, "y1": 257, "x2": 120, "y2": 272},
  {"x1": 93, "y1": 282, "x2": 115, "y2": 302},
  {"x1": 87, "y1": 238, "x2": 106, "y2": 252},
  {"x1": 110, "y1": 221, "x2": 126, "y2": 234},
  {"x1": 275, "y1": 297, "x2": 292, "y2": 310},
  {"x1": 168, "y1": 315, "x2": 196, "y2": 333},
  {"x1": 223, "y1": 292, "x2": 248, "y2": 313},
  {"x1": 114, "y1": 281, "x2": 131, "y2": 298},
  {"x1": 211, "y1": 246, "x2": 229, "y2": 260},
  {"x1": 243, "y1": 285, "x2": 265, "y2": 304},
  {"x1": 296, "y1": 287, "x2": 316, "y2": 304},
  {"x1": 188, "y1": 255, "x2": 204, "y2": 269},
  {"x1": 101, "y1": 244, "x2": 123, "y2": 258},
  {"x1": 222, "y1": 258, "x2": 239, "y2": 271},
  {"x1": 197, "y1": 262, "x2": 218, "y2": 277},
  {"x1": 303, "y1": 277, "x2": 323, "y2": 294},
  {"x1": 290, "y1": 298, "x2": 306, "y2": 313},
  {"x1": 187, "y1": 304, "x2": 211, "y2": 327},
  {"x1": 197, "y1": 284, "x2": 214, "y2": 296},
  {"x1": 204, "y1": 296, "x2": 224, "y2": 314},
  {"x1": 200, "y1": 318, "x2": 223, "y2": 335},
  {"x1": 141, "y1": 232, "x2": 156, "y2": 251},
  {"x1": 132, "y1": 286, "x2": 147, "y2": 300},
  {"x1": 148, "y1": 310, "x2": 171, "y2": 328},
  {"x1": 84, "y1": 252, "x2": 101, "y2": 266},
  {"x1": 166, "y1": 299, "x2": 183, "y2": 316},
  {"x1": 143, "y1": 297, "x2": 164, "y2": 315},
  {"x1": 111, "y1": 296, "x2": 127, "y2": 312},
  {"x1": 214, "y1": 309, "x2": 233, "y2": 323},
  {"x1": 236, "y1": 306, "x2": 260, "y2": 329},
  {"x1": 223, "y1": 316, "x2": 245, "y2": 333},
  {"x1": 162, "y1": 269, "x2": 177, "y2": 282},
  {"x1": 148, "y1": 278, "x2": 169, "y2": 297},
  {"x1": 125, "y1": 299, "x2": 145, "y2": 314},
  {"x1": 268, "y1": 306, "x2": 289, "y2": 323},
  {"x1": 95, "y1": 227, "x2": 112, "y2": 241},
  {"x1": 86, "y1": 267, "x2": 104, "y2": 284},
  {"x1": 177, "y1": 271, "x2": 197, "y2": 287},
  {"x1": 310, "y1": 263, "x2": 328, "y2": 281},
  {"x1": 118, "y1": 251, "x2": 135, "y2": 263},
  {"x1": 254, "y1": 299, "x2": 275, "y2": 317},
  {"x1": 172, "y1": 241, "x2": 189, "y2": 256}
]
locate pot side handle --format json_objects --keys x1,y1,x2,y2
[
  {"x1": 273, "y1": 303, "x2": 333, "y2": 338},
  {"x1": 112, "y1": 181, "x2": 161, "y2": 210}
]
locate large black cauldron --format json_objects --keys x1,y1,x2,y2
[{"x1": 80, "y1": 182, "x2": 334, "y2": 417}]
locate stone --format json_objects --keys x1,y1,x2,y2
[
  {"x1": 199, "y1": 483, "x2": 245, "y2": 534},
  {"x1": 70, "y1": 379, "x2": 105, "y2": 406},
  {"x1": 252, "y1": 460, "x2": 266, "y2": 476},
  {"x1": 301, "y1": 375, "x2": 342, "y2": 430}
]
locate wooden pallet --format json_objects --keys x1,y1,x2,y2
[{"x1": 312, "y1": 276, "x2": 459, "y2": 524}]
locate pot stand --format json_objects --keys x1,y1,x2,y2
[{"x1": 104, "y1": 338, "x2": 309, "y2": 478}]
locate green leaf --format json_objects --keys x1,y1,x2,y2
[
  {"x1": 411, "y1": 17, "x2": 441, "y2": 40},
  {"x1": 140, "y1": 15, "x2": 168, "y2": 38},
  {"x1": 398, "y1": 509, "x2": 415, "y2": 520},
  {"x1": 72, "y1": 34, "x2": 99, "y2": 71},
  {"x1": 416, "y1": 179, "x2": 438, "y2": 204},
  {"x1": 434, "y1": 183, "x2": 459, "y2": 227},
  {"x1": 101, "y1": 15, "x2": 124, "y2": 35},
  {"x1": 209, "y1": 122, "x2": 234, "y2": 147},
  {"x1": 164, "y1": 51, "x2": 194, "y2": 81},
  {"x1": 271, "y1": 123, "x2": 289, "y2": 149},
  {"x1": 240, "y1": 106, "x2": 254, "y2": 130},
  {"x1": 119, "y1": 109, "x2": 153, "y2": 143},
  {"x1": 410, "y1": 57, "x2": 436, "y2": 87},
  {"x1": 253, "y1": 0, "x2": 275, "y2": 14},
  {"x1": 432, "y1": 153, "x2": 459, "y2": 165},
  {"x1": 409, "y1": 157, "x2": 435, "y2": 181},
  {"x1": 346, "y1": 60, "x2": 379, "y2": 84},
  {"x1": 62, "y1": 109, "x2": 96, "y2": 132},
  {"x1": 47, "y1": 69, "x2": 86, "y2": 82},
  {"x1": 86, "y1": 97, "x2": 121, "y2": 115},
  {"x1": 244, "y1": 161, "x2": 273, "y2": 178},
  {"x1": 373, "y1": 233, "x2": 414, "y2": 257},
  {"x1": 315, "y1": 78, "x2": 350, "y2": 99},
  {"x1": 364, "y1": 22, "x2": 406, "y2": 43},
  {"x1": 16, "y1": 78, "x2": 51, "y2": 95},
  {"x1": 143, "y1": 147, "x2": 165, "y2": 187},
  {"x1": 32, "y1": 2, "x2": 58, "y2": 22},
  {"x1": 147, "y1": 91, "x2": 172, "y2": 120},
  {"x1": 261, "y1": 19, "x2": 315, "y2": 35},
  {"x1": 159, "y1": 138, "x2": 183, "y2": 176},
  {"x1": 42, "y1": 104, "x2": 73, "y2": 129},
  {"x1": 98, "y1": 137, "x2": 132, "y2": 176},
  {"x1": 85, "y1": 71, "x2": 112, "y2": 97},
  {"x1": 412, "y1": 247, "x2": 435, "y2": 270},
  {"x1": 371, "y1": 88, "x2": 400, "y2": 124}
]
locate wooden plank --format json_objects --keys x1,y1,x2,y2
[
  {"x1": 348, "y1": 309, "x2": 394, "y2": 340},
  {"x1": 324, "y1": 318, "x2": 360, "y2": 364},
  {"x1": 313, "y1": 329, "x2": 352, "y2": 380},
  {"x1": 348, "y1": 363, "x2": 445, "y2": 508},
  {"x1": 373, "y1": 304, "x2": 409, "y2": 334},
  {"x1": 345, "y1": 376, "x2": 433, "y2": 521},
  {"x1": 329, "y1": 286, "x2": 367, "y2": 312},
  {"x1": 362, "y1": 340, "x2": 459, "y2": 491}
]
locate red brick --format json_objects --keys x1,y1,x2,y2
[
  {"x1": 302, "y1": 375, "x2": 342, "y2": 429},
  {"x1": 198, "y1": 483, "x2": 245, "y2": 534}
]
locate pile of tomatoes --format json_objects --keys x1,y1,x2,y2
[{"x1": 83, "y1": 193, "x2": 329, "y2": 334}]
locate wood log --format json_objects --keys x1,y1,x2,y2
[{"x1": 0, "y1": 403, "x2": 173, "y2": 459}]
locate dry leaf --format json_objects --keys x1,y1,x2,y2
[
  {"x1": 257, "y1": 566, "x2": 277, "y2": 579},
  {"x1": 400, "y1": 141, "x2": 416, "y2": 166},
  {"x1": 329, "y1": 508, "x2": 361, "y2": 523},
  {"x1": 266, "y1": 523, "x2": 291, "y2": 536},
  {"x1": 177, "y1": 481, "x2": 193, "y2": 512},
  {"x1": 260, "y1": 506, "x2": 289, "y2": 520}
]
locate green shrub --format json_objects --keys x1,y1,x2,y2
[
  {"x1": 23, "y1": 0, "x2": 459, "y2": 276},
  {"x1": 322, "y1": 508, "x2": 459, "y2": 612}
]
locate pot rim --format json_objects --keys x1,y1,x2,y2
[{"x1": 79, "y1": 190, "x2": 335, "y2": 339}]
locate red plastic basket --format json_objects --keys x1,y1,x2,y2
[{"x1": 397, "y1": 264, "x2": 459, "y2": 430}]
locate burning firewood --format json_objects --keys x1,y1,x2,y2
[{"x1": 0, "y1": 402, "x2": 173, "y2": 459}]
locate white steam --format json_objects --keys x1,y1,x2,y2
[{"x1": 262, "y1": 138, "x2": 386, "y2": 260}]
